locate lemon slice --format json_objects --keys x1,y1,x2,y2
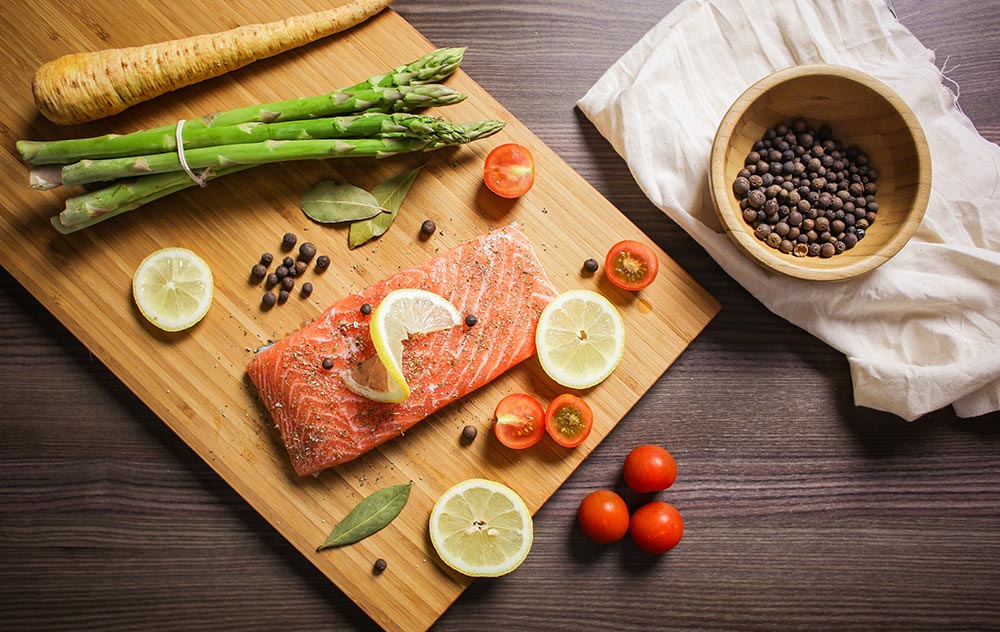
[
  {"x1": 429, "y1": 478, "x2": 533, "y2": 577},
  {"x1": 132, "y1": 247, "x2": 213, "y2": 332},
  {"x1": 535, "y1": 289, "x2": 625, "y2": 389},
  {"x1": 349, "y1": 289, "x2": 461, "y2": 403}
]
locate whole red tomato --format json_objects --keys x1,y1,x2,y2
[
  {"x1": 623, "y1": 445, "x2": 677, "y2": 493},
  {"x1": 577, "y1": 490, "x2": 630, "y2": 544},
  {"x1": 629, "y1": 501, "x2": 683, "y2": 554}
]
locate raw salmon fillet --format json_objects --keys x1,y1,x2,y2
[{"x1": 247, "y1": 224, "x2": 558, "y2": 476}]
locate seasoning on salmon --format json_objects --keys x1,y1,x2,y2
[{"x1": 246, "y1": 224, "x2": 558, "y2": 476}]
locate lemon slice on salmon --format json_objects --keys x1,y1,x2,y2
[
  {"x1": 132, "y1": 247, "x2": 213, "y2": 332},
  {"x1": 429, "y1": 478, "x2": 533, "y2": 577},
  {"x1": 345, "y1": 289, "x2": 462, "y2": 403},
  {"x1": 535, "y1": 289, "x2": 625, "y2": 389}
]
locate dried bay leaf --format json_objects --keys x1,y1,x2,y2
[
  {"x1": 348, "y1": 165, "x2": 424, "y2": 249},
  {"x1": 316, "y1": 481, "x2": 413, "y2": 551},
  {"x1": 302, "y1": 181, "x2": 386, "y2": 223}
]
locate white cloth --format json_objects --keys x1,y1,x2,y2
[{"x1": 578, "y1": 0, "x2": 1000, "y2": 421}]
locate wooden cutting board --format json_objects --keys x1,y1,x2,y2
[{"x1": 0, "y1": 2, "x2": 719, "y2": 630}]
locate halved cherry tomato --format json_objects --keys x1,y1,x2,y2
[
  {"x1": 483, "y1": 143, "x2": 535, "y2": 198},
  {"x1": 577, "y1": 490, "x2": 629, "y2": 544},
  {"x1": 544, "y1": 394, "x2": 593, "y2": 448},
  {"x1": 605, "y1": 240, "x2": 659, "y2": 291},
  {"x1": 629, "y1": 501, "x2": 683, "y2": 554},
  {"x1": 623, "y1": 445, "x2": 677, "y2": 493},
  {"x1": 493, "y1": 393, "x2": 546, "y2": 449}
]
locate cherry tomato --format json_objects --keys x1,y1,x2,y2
[
  {"x1": 544, "y1": 394, "x2": 593, "y2": 448},
  {"x1": 483, "y1": 143, "x2": 535, "y2": 198},
  {"x1": 577, "y1": 490, "x2": 630, "y2": 544},
  {"x1": 493, "y1": 393, "x2": 545, "y2": 449},
  {"x1": 605, "y1": 240, "x2": 659, "y2": 291},
  {"x1": 623, "y1": 445, "x2": 677, "y2": 493},
  {"x1": 629, "y1": 501, "x2": 683, "y2": 554}
]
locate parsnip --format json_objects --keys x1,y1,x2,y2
[{"x1": 32, "y1": 0, "x2": 395, "y2": 125}]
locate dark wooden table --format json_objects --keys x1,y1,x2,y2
[{"x1": 3, "y1": 1, "x2": 999, "y2": 630}]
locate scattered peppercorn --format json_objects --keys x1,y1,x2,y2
[
  {"x1": 260, "y1": 252, "x2": 274, "y2": 266},
  {"x1": 732, "y1": 118, "x2": 879, "y2": 258},
  {"x1": 322, "y1": 357, "x2": 334, "y2": 370},
  {"x1": 465, "y1": 314, "x2": 478, "y2": 327},
  {"x1": 373, "y1": 558, "x2": 388, "y2": 574},
  {"x1": 420, "y1": 219, "x2": 436, "y2": 236},
  {"x1": 281, "y1": 232, "x2": 297, "y2": 251},
  {"x1": 298, "y1": 242, "x2": 317, "y2": 262},
  {"x1": 250, "y1": 263, "x2": 267, "y2": 282},
  {"x1": 265, "y1": 273, "x2": 279, "y2": 289},
  {"x1": 294, "y1": 260, "x2": 308, "y2": 277},
  {"x1": 301, "y1": 282, "x2": 313, "y2": 297},
  {"x1": 282, "y1": 256, "x2": 295, "y2": 269},
  {"x1": 461, "y1": 425, "x2": 478, "y2": 443},
  {"x1": 278, "y1": 290, "x2": 290, "y2": 303},
  {"x1": 261, "y1": 292, "x2": 277, "y2": 308},
  {"x1": 275, "y1": 265, "x2": 289, "y2": 279},
  {"x1": 315, "y1": 255, "x2": 330, "y2": 272},
  {"x1": 281, "y1": 276, "x2": 295, "y2": 291},
  {"x1": 583, "y1": 258, "x2": 599, "y2": 273},
  {"x1": 360, "y1": 303, "x2": 373, "y2": 315}
]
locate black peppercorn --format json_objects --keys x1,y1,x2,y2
[
  {"x1": 315, "y1": 255, "x2": 330, "y2": 272},
  {"x1": 583, "y1": 258, "x2": 599, "y2": 273},
  {"x1": 275, "y1": 265, "x2": 288, "y2": 279},
  {"x1": 766, "y1": 232, "x2": 782, "y2": 248},
  {"x1": 265, "y1": 273, "x2": 279, "y2": 289},
  {"x1": 301, "y1": 282, "x2": 313, "y2": 297},
  {"x1": 465, "y1": 314, "x2": 478, "y2": 327},
  {"x1": 742, "y1": 208, "x2": 758, "y2": 223},
  {"x1": 260, "y1": 252, "x2": 274, "y2": 266},
  {"x1": 373, "y1": 558, "x2": 388, "y2": 574},
  {"x1": 322, "y1": 357, "x2": 334, "y2": 370},
  {"x1": 281, "y1": 232, "x2": 297, "y2": 251},
  {"x1": 819, "y1": 242, "x2": 836, "y2": 258},
  {"x1": 299, "y1": 242, "x2": 317, "y2": 262},
  {"x1": 278, "y1": 290, "x2": 290, "y2": 303},
  {"x1": 250, "y1": 263, "x2": 267, "y2": 282},
  {"x1": 282, "y1": 256, "x2": 295, "y2": 269},
  {"x1": 733, "y1": 177, "x2": 750, "y2": 196},
  {"x1": 281, "y1": 276, "x2": 295, "y2": 291},
  {"x1": 360, "y1": 303, "x2": 373, "y2": 316},
  {"x1": 261, "y1": 292, "x2": 277, "y2": 308},
  {"x1": 294, "y1": 260, "x2": 308, "y2": 277},
  {"x1": 461, "y1": 425, "x2": 478, "y2": 443},
  {"x1": 754, "y1": 224, "x2": 772, "y2": 240},
  {"x1": 420, "y1": 219, "x2": 437, "y2": 236},
  {"x1": 747, "y1": 190, "x2": 766, "y2": 209}
]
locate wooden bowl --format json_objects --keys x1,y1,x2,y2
[{"x1": 710, "y1": 65, "x2": 931, "y2": 281}]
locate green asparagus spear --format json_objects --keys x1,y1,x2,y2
[{"x1": 21, "y1": 112, "x2": 467, "y2": 167}]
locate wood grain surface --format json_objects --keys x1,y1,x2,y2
[{"x1": 2, "y1": 1, "x2": 999, "y2": 631}]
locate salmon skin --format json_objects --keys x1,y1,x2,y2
[{"x1": 247, "y1": 224, "x2": 558, "y2": 476}]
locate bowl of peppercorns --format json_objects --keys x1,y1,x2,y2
[{"x1": 710, "y1": 65, "x2": 931, "y2": 281}]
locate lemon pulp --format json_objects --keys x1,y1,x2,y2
[
  {"x1": 132, "y1": 247, "x2": 213, "y2": 332},
  {"x1": 535, "y1": 289, "x2": 625, "y2": 389}
]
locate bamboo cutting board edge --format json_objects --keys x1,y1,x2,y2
[{"x1": 0, "y1": 5, "x2": 719, "y2": 631}]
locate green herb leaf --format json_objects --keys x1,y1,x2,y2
[
  {"x1": 302, "y1": 181, "x2": 386, "y2": 224},
  {"x1": 348, "y1": 165, "x2": 424, "y2": 249},
  {"x1": 316, "y1": 481, "x2": 413, "y2": 551}
]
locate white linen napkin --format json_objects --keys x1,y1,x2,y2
[{"x1": 578, "y1": 0, "x2": 1000, "y2": 421}]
